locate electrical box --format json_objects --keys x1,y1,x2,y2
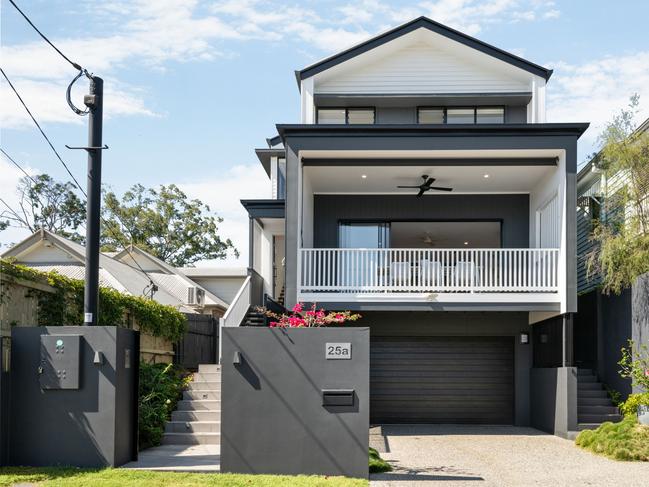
[{"x1": 39, "y1": 335, "x2": 81, "y2": 390}]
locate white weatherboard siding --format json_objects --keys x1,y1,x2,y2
[{"x1": 315, "y1": 43, "x2": 529, "y2": 95}]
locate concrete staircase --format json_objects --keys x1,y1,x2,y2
[
  {"x1": 162, "y1": 364, "x2": 221, "y2": 445},
  {"x1": 576, "y1": 368, "x2": 622, "y2": 431}
]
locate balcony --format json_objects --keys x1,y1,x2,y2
[{"x1": 298, "y1": 248, "x2": 560, "y2": 304}]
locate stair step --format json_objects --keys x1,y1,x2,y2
[
  {"x1": 161, "y1": 432, "x2": 220, "y2": 445},
  {"x1": 577, "y1": 375, "x2": 598, "y2": 383},
  {"x1": 165, "y1": 421, "x2": 221, "y2": 433},
  {"x1": 578, "y1": 405, "x2": 619, "y2": 415},
  {"x1": 172, "y1": 410, "x2": 220, "y2": 422},
  {"x1": 578, "y1": 382, "x2": 603, "y2": 390},
  {"x1": 176, "y1": 400, "x2": 221, "y2": 411},
  {"x1": 197, "y1": 364, "x2": 221, "y2": 374},
  {"x1": 187, "y1": 381, "x2": 221, "y2": 391},
  {"x1": 578, "y1": 413, "x2": 623, "y2": 424},
  {"x1": 579, "y1": 396, "x2": 613, "y2": 406},
  {"x1": 578, "y1": 389, "x2": 608, "y2": 398},
  {"x1": 577, "y1": 368, "x2": 594, "y2": 376},
  {"x1": 183, "y1": 390, "x2": 221, "y2": 401},
  {"x1": 192, "y1": 373, "x2": 221, "y2": 383}
]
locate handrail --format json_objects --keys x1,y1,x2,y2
[
  {"x1": 219, "y1": 275, "x2": 251, "y2": 362},
  {"x1": 299, "y1": 248, "x2": 560, "y2": 294}
]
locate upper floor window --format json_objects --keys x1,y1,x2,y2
[
  {"x1": 418, "y1": 106, "x2": 505, "y2": 124},
  {"x1": 317, "y1": 108, "x2": 375, "y2": 124},
  {"x1": 277, "y1": 157, "x2": 286, "y2": 199}
]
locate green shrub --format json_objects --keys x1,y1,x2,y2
[
  {"x1": 576, "y1": 416, "x2": 649, "y2": 461},
  {"x1": 620, "y1": 392, "x2": 649, "y2": 417},
  {"x1": 138, "y1": 362, "x2": 191, "y2": 449},
  {"x1": 369, "y1": 447, "x2": 392, "y2": 473}
]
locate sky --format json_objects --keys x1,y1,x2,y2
[{"x1": 2, "y1": 0, "x2": 649, "y2": 267}]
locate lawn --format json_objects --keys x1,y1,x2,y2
[
  {"x1": 576, "y1": 416, "x2": 649, "y2": 461},
  {"x1": 0, "y1": 468, "x2": 368, "y2": 487}
]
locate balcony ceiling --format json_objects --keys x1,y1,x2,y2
[{"x1": 306, "y1": 163, "x2": 554, "y2": 194}]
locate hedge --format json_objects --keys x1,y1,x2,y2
[{"x1": 1, "y1": 259, "x2": 187, "y2": 342}]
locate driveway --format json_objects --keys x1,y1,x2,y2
[{"x1": 370, "y1": 424, "x2": 649, "y2": 487}]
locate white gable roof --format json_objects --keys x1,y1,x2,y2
[{"x1": 313, "y1": 27, "x2": 534, "y2": 95}]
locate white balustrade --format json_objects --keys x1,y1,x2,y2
[{"x1": 299, "y1": 248, "x2": 559, "y2": 294}]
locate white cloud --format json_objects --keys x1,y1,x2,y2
[
  {"x1": 2, "y1": 0, "x2": 563, "y2": 128},
  {"x1": 178, "y1": 163, "x2": 271, "y2": 267},
  {"x1": 547, "y1": 51, "x2": 649, "y2": 160}
]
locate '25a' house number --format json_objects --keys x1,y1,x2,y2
[{"x1": 325, "y1": 342, "x2": 352, "y2": 360}]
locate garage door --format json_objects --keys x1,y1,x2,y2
[{"x1": 370, "y1": 337, "x2": 514, "y2": 424}]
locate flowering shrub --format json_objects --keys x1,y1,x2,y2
[{"x1": 258, "y1": 302, "x2": 361, "y2": 328}]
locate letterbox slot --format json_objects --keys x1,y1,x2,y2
[{"x1": 322, "y1": 389, "x2": 354, "y2": 407}]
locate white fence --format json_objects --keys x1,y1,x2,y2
[{"x1": 299, "y1": 248, "x2": 559, "y2": 294}]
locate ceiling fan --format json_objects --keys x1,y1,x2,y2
[{"x1": 397, "y1": 175, "x2": 453, "y2": 197}]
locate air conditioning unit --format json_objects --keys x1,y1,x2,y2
[{"x1": 186, "y1": 287, "x2": 205, "y2": 306}]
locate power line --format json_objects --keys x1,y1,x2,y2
[
  {"x1": 0, "y1": 67, "x2": 87, "y2": 197},
  {"x1": 0, "y1": 147, "x2": 38, "y2": 185},
  {"x1": 6, "y1": 0, "x2": 83, "y2": 71}
]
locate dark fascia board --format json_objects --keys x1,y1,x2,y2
[
  {"x1": 255, "y1": 148, "x2": 286, "y2": 177},
  {"x1": 266, "y1": 135, "x2": 282, "y2": 147},
  {"x1": 295, "y1": 16, "x2": 553, "y2": 89},
  {"x1": 240, "y1": 199, "x2": 285, "y2": 219},
  {"x1": 303, "y1": 157, "x2": 557, "y2": 167},
  {"x1": 277, "y1": 123, "x2": 590, "y2": 140}
]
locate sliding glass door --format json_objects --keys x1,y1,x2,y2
[{"x1": 338, "y1": 223, "x2": 389, "y2": 289}]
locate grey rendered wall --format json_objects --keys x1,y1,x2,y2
[
  {"x1": 9, "y1": 326, "x2": 138, "y2": 467},
  {"x1": 313, "y1": 194, "x2": 529, "y2": 249},
  {"x1": 221, "y1": 327, "x2": 369, "y2": 479},
  {"x1": 530, "y1": 367, "x2": 578, "y2": 438},
  {"x1": 363, "y1": 311, "x2": 532, "y2": 425}
]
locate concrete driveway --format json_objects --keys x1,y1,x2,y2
[{"x1": 370, "y1": 424, "x2": 649, "y2": 487}]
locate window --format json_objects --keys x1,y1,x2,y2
[
  {"x1": 317, "y1": 108, "x2": 345, "y2": 124},
  {"x1": 447, "y1": 108, "x2": 476, "y2": 124},
  {"x1": 347, "y1": 109, "x2": 375, "y2": 124},
  {"x1": 417, "y1": 108, "x2": 444, "y2": 124},
  {"x1": 316, "y1": 107, "x2": 375, "y2": 124},
  {"x1": 418, "y1": 106, "x2": 506, "y2": 125},
  {"x1": 476, "y1": 107, "x2": 505, "y2": 123}
]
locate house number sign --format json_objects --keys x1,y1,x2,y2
[{"x1": 326, "y1": 342, "x2": 351, "y2": 360}]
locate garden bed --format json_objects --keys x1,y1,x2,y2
[{"x1": 576, "y1": 417, "x2": 649, "y2": 461}]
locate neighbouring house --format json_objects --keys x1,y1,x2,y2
[
  {"x1": 575, "y1": 117, "x2": 649, "y2": 398},
  {"x1": 1, "y1": 229, "x2": 232, "y2": 317},
  {"x1": 221, "y1": 16, "x2": 600, "y2": 438}
]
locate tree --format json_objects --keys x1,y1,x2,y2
[
  {"x1": 0, "y1": 174, "x2": 86, "y2": 242},
  {"x1": 587, "y1": 95, "x2": 649, "y2": 294},
  {"x1": 102, "y1": 184, "x2": 237, "y2": 266}
]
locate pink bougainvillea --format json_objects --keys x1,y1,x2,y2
[{"x1": 258, "y1": 302, "x2": 361, "y2": 328}]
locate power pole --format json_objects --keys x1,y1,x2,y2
[{"x1": 83, "y1": 76, "x2": 103, "y2": 326}]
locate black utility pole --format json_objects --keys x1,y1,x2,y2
[{"x1": 83, "y1": 76, "x2": 103, "y2": 326}]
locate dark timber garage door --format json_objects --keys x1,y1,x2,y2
[{"x1": 370, "y1": 337, "x2": 514, "y2": 424}]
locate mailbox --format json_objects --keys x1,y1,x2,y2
[
  {"x1": 39, "y1": 335, "x2": 81, "y2": 390},
  {"x1": 322, "y1": 389, "x2": 355, "y2": 407}
]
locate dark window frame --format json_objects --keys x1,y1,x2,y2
[
  {"x1": 316, "y1": 107, "x2": 376, "y2": 125},
  {"x1": 417, "y1": 106, "x2": 506, "y2": 124}
]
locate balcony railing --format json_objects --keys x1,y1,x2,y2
[{"x1": 299, "y1": 248, "x2": 559, "y2": 294}]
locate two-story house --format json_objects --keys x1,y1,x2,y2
[{"x1": 222, "y1": 17, "x2": 593, "y2": 438}]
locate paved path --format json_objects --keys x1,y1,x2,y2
[
  {"x1": 121, "y1": 445, "x2": 220, "y2": 472},
  {"x1": 370, "y1": 424, "x2": 649, "y2": 487}
]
